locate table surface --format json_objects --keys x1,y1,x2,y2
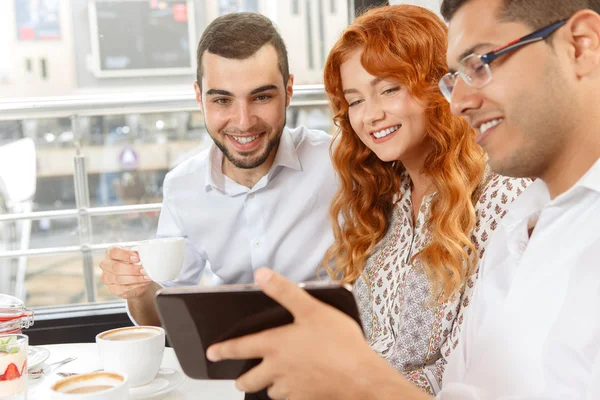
[{"x1": 27, "y1": 343, "x2": 244, "y2": 400}]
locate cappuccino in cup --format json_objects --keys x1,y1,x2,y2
[
  {"x1": 96, "y1": 326, "x2": 165, "y2": 387},
  {"x1": 65, "y1": 385, "x2": 113, "y2": 393},
  {"x1": 51, "y1": 372, "x2": 127, "y2": 399},
  {"x1": 102, "y1": 330, "x2": 156, "y2": 341}
]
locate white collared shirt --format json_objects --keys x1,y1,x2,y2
[
  {"x1": 440, "y1": 158, "x2": 600, "y2": 399},
  {"x1": 156, "y1": 126, "x2": 336, "y2": 286}
]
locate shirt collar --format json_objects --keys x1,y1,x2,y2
[
  {"x1": 269, "y1": 127, "x2": 302, "y2": 173},
  {"x1": 570, "y1": 157, "x2": 600, "y2": 195},
  {"x1": 394, "y1": 170, "x2": 437, "y2": 205},
  {"x1": 204, "y1": 144, "x2": 225, "y2": 193},
  {"x1": 204, "y1": 127, "x2": 302, "y2": 193},
  {"x1": 502, "y1": 156, "x2": 600, "y2": 231},
  {"x1": 501, "y1": 178, "x2": 550, "y2": 233},
  {"x1": 394, "y1": 171, "x2": 412, "y2": 204}
]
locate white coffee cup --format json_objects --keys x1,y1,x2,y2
[
  {"x1": 50, "y1": 371, "x2": 128, "y2": 399},
  {"x1": 133, "y1": 237, "x2": 185, "y2": 282},
  {"x1": 96, "y1": 326, "x2": 165, "y2": 387}
]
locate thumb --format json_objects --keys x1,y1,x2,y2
[{"x1": 254, "y1": 267, "x2": 319, "y2": 320}]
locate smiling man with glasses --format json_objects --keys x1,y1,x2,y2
[{"x1": 203, "y1": 1, "x2": 600, "y2": 399}]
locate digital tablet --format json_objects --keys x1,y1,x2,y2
[{"x1": 154, "y1": 281, "x2": 363, "y2": 380}]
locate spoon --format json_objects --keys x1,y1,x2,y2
[
  {"x1": 56, "y1": 369, "x2": 103, "y2": 378},
  {"x1": 29, "y1": 357, "x2": 77, "y2": 380}
]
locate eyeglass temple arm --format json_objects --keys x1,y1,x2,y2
[{"x1": 482, "y1": 19, "x2": 568, "y2": 65}]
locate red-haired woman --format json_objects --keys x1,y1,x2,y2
[{"x1": 322, "y1": 5, "x2": 530, "y2": 395}]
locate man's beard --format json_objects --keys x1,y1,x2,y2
[
  {"x1": 210, "y1": 117, "x2": 286, "y2": 169},
  {"x1": 213, "y1": 131, "x2": 281, "y2": 169}
]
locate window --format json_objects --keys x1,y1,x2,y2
[
  {"x1": 305, "y1": 0, "x2": 315, "y2": 70},
  {"x1": 319, "y1": 0, "x2": 326, "y2": 66},
  {"x1": 40, "y1": 58, "x2": 48, "y2": 79},
  {"x1": 25, "y1": 58, "x2": 32, "y2": 74},
  {"x1": 0, "y1": 0, "x2": 351, "y2": 317}
]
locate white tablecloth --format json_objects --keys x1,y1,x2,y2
[{"x1": 27, "y1": 343, "x2": 244, "y2": 399}]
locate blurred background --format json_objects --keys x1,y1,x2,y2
[{"x1": 0, "y1": 0, "x2": 441, "y2": 319}]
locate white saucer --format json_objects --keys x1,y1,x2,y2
[
  {"x1": 27, "y1": 346, "x2": 50, "y2": 370},
  {"x1": 129, "y1": 368, "x2": 185, "y2": 399}
]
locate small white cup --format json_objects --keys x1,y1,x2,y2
[
  {"x1": 133, "y1": 237, "x2": 185, "y2": 282},
  {"x1": 96, "y1": 326, "x2": 165, "y2": 387},
  {"x1": 50, "y1": 371, "x2": 128, "y2": 399}
]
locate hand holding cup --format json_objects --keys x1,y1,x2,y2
[
  {"x1": 99, "y1": 237, "x2": 185, "y2": 299},
  {"x1": 99, "y1": 247, "x2": 152, "y2": 300}
]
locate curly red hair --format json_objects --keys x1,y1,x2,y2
[{"x1": 322, "y1": 5, "x2": 487, "y2": 302}]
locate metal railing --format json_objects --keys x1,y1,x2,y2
[
  {"x1": 0, "y1": 85, "x2": 329, "y2": 304},
  {"x1": 0, "y1": 85, "x2": 328, "y2": 120},
  {"x1": 0, "y1": 241, "x2": 145, "y2": 259},
  {"x1": 0, "y1": 203, "x2": 162, "y2": 223}
]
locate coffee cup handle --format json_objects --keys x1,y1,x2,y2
[{"x1": 130, "y1": 245, "x2": 142, "y2": 266}]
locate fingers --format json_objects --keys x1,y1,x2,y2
[
  {"x1": 111, "y1": 282, "x2": 150, "y2": 299},
  {"x1": 100, "y1": 247, "x2": 150, "y2": 300},
  {"x1": 234, "y1": 360, "x2": 279, "y2": 395},
  {"x1": 99, "y1": 257, "x2": 145, "y2": 276},
  {"x1": 99, "y1": 253, "x2": 151, "y2": 300},
  {"x1": 207, "y1": 326, "x2": 286, "y2": 362},
  {"x1": 266, "y1": 383, "x2": 290, "y2": 400},
  {"x1": 101, "y1": 271, "x2": 149, "y2": 285},
  {"x1": 254, "y1": 268, "x2": 319, "y2": 320},
  {"x1": 101, "y1": 271, "x2": 151, "y2": 298},
  {"x1": 106, "y1": 246, "x2": 139, "y2": 263}
]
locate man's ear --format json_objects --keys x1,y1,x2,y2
[
  {"x1": 285, "y1": 74, "x2": 294, "y2": 108},
  {"x1": 194, "y1": 81, "x2": 203, "y2": 107},
  {"x1": 565, "y1": 10, "x2": 600, "y2": 78}
]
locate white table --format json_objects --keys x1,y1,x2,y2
[{"x1": 27, "y1": 343, "x2": 244, "y2": 399}]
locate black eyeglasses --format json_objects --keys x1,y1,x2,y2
[{"x1": 439, "y1": 19, "x2": 568, "y2": 102}]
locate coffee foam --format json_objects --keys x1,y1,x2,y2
[
  {"x1": 52, "y1": 372, "x2": 124, "y2": 393},
  {"x1": 98, "y1": 326, "x2": 161, "y2": 341}
]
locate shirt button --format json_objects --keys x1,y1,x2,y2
[
  {"x1": 249, "y1": 193, "x2": 255, "y2": 199},
  {"x1": 520, "y1": 242, "x2": 528, "y2": 252},
  {"x1": 254, "y1": 241, "x2": 261, "y2": 248}
]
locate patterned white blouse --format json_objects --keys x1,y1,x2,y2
[{"x1": 353, "y1": 170, "x2": 531, "y2": 395}]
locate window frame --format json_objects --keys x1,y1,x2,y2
[{"x1": 0, "y1": 0, "x2": 387, "y2": 330}]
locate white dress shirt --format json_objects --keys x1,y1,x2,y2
[
  {"x1": 440, "y1": 157, "x2": 600, "y2": 399},
  {"x1": 155, "y1": 126, "x2": 336, "y2": 286}
]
